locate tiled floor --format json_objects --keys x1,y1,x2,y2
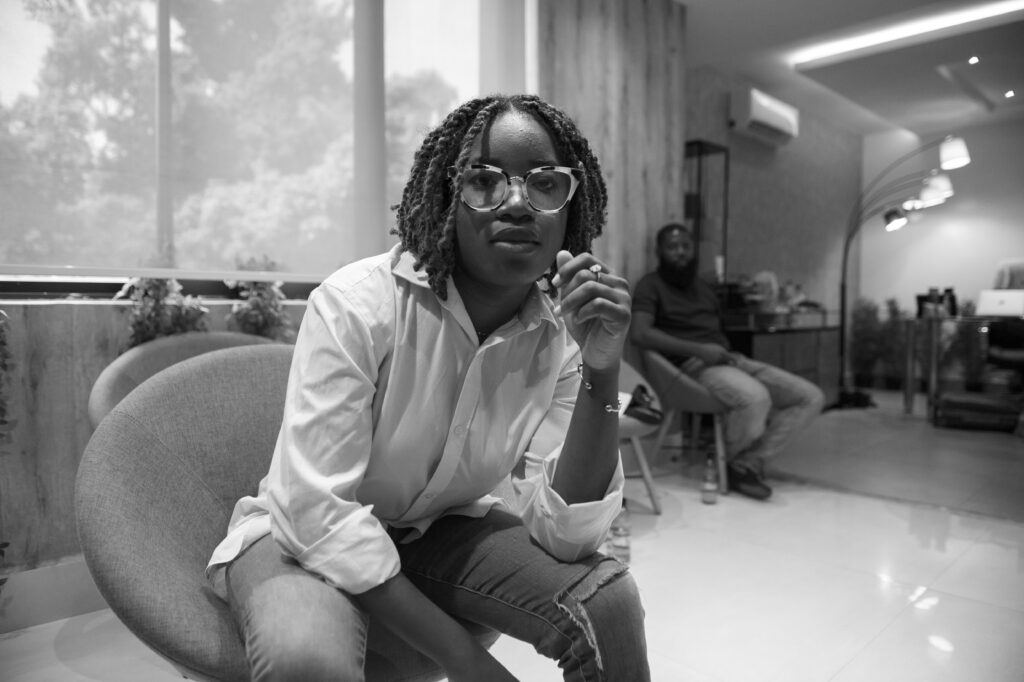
[{"x1": 3, "y1": 392, "x2": 1023, "y2": 681}]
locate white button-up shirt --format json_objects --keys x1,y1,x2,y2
[{"x1": 207, "y1": 246, "x2": 624, "y2": 595}]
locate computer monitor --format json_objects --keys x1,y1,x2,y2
[{"x1": 976, "y1": 289, "x2": 1024, "y2": 317}]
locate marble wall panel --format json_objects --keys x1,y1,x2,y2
[{"x1": 686, "y1": 65, "x2": 862, "y2": 312}]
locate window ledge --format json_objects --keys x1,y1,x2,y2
[{"x1": 0, "y1": 265, "x2": 322, "y2": 300}]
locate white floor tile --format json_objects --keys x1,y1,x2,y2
[
  {"x1": 675, "y1": 482, "x2": 984, "y2": 587},
  {"x1": 930, "y1": 518, "x2": 1024, "y2": 612},
  {"x1": 4, "y1": 393, "x2": 1023, "y2": 682},
  {"x1": 830, "y1": 592, "x2": 1024, "y2": 682},
  {"x1": 631, "y1": 514, "x2": 914, "y2": 682},
  {"x1": 0, "y1": 610, "x2": 181, "y2": 682}
]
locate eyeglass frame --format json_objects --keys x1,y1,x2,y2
[{"x1": 449, "y1": 163, "x2": 583, "y2": 214}]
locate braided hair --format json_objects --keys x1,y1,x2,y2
[{"x1": 392, "y1": 94, "x2": 608, "y2": 299}]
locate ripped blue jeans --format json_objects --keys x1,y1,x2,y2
[{"x1": 225, "y1": 509, "x2": 650, "y2": 682}]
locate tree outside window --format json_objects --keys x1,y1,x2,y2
[{"x1": 0, "y1": 0, "x2": 472, "y2": 278}]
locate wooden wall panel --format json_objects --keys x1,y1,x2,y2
[
  {"x1": 0, "y1": 303, "x2": 129, "y2": 570},
  {"x1": 0, "y1": 301, "x2": 306, "y2": 571},
  {"x1": 536, "y1": 0, "x2": 687, "y2": 286}
]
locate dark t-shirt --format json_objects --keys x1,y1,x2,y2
[{"x1": 632, "y1": 272, "x2": 730, "y2": 364}]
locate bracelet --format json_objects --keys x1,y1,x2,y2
[
  {"x1": 577, "y1": 363, "x2": 622, "y2": 413},
  {"x1": 576, "y1": 362, "x2": 592, "y2": 391}
]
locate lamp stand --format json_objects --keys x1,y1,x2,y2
[{"x1": 828, "y1": 135, "x2": 963, "y2": 411}]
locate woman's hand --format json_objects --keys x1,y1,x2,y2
[{"x1": 552, "y1": 250, "x2": 631, "y2": 372}]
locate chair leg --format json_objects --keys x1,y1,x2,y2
[
  {"x1": 713, "y1": 415, "x2": 728, "y2": 495},
  {"x1": 690, "y1": 413, "x2": 701, "y2": 457},
  {"x1": 650, "y1": 407, "x2": 677, "y2": 466},
  {"x1": 629, "y1": 436, "x2": 662, "y2": 515}
]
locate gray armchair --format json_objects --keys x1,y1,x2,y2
[
  {"x1": 75, "y1": 344, "x2": 498, "y2": 681},
  {"x1": 87, "y1": 331, "x2": 279, "y2": 429},
  {"x1": 618, "y1": 360, "x2": 666, "y2": 514},
  {"x1": 640, "y1": 350, "x2": 729, "y2": 493}
]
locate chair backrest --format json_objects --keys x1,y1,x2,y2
[
  {"x1": 640, "y1": 349, "x2": 727, "y2": 415},
  {"x1": 619, "y1": 360, "x2": 655, "y2": 405},
  {"x1": 87, "y1": 330, "x2": 279, "y2": 429},
  {"x1": 617, "y1": 359, "x2": 666, "y2": 443},
  {"x1": 77, "y1": 344, "x2": 294, "y2": 681}
]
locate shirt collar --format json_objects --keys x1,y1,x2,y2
[
  {"x1": 390, "y1": 245, "x2": 559, "y2": 333},
  {"x1": 390, "y1": 245, "x2": 429, "y2": 288}
]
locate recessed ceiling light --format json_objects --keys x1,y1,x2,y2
[
  {"x1": 1007, "y1": 90, "x2": 1017, "y2": 98},
  {"x1": 789, "y1": 0, "x2": 1024, "y2": 66},
  {"x1": 968, "y1": 56, "x2": 980, "y2": 64}
]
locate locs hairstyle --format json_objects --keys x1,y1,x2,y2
[{"x1": 392, "y1": 94, "x2": 608, "y2": 300}]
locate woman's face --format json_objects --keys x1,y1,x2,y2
[{"x1": 453, "y1": 110, "x2": 569, "y2": 294}]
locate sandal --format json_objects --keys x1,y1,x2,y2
[{"x1": 624, "y1": 384, "x2": 663, "y2": 424}]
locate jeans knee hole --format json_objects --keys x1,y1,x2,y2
[{"x1": 553, "y1": 560, "x2": 632, "y2": 676}]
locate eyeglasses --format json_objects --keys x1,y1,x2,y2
[{"x1": 452, "y1": 164, "x2": 582, "y2": 213}]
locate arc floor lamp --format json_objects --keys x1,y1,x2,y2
[{"x1": 832, "y1": 134, "x2": 971, "y2": 409}]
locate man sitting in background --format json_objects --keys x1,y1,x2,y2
[{"x1": 629, "y1": 222, "x2": 825, "y2": 500}]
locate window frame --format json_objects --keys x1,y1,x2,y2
[
  {"x1": 0, "y1": 264, "x2": 320, "y2": 300},
  {"x1": 0, "y1": 0, "x2": 532, "y2": 300}
]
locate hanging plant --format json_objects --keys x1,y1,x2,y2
[
  {"x1": 224, "y1": 256, "x2": 295, "y2": 342},
  {"x1": 114, "y1": 278, "x2": 209, "y2": 351}
]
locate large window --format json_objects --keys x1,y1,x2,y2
[{"x1": 0, "y1": 0, "x2": 483, "y2": 281}]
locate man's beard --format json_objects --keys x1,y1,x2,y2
[{"x1": 658, "y1": 258, "x2": 698, "y2": 289}]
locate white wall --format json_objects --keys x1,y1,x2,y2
[{"x1": 857, "y1": 117, "x2": 1024, "y2": 314}]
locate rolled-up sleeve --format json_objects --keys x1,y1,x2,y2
[
  {"x1": 509, "y1": 350, "x2": 625, "y2": 562},
  {"x1": 265, "y1": 286, "x2": 400, "y2": 594}
]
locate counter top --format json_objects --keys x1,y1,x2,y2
[{"x1": 723, "y1": 309, "x2": 839, "y2": 332}]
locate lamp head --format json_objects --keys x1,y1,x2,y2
[
  {"x1": 884, "y1": 207, "x2": 908, "y2": 232},
  {"x1": 926, "y1": 172, "x2": 954, "y2": 198},
  {"x1": 914, "y1": 172, "x2": 954, "y2": 208},
  {"x1": 940, "y1": 135, "x2": 970, "y2": 170}
]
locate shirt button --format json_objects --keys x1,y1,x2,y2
[
  {"x1": 424, "y1": 492, "x2": 436, "y2": 499},
  {"x1": 454, "y1": 425, "x2": 467, "y2": 437}
]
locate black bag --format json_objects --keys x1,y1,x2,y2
[{"x1": 624, "y1": 384, "x2": 663, "y2": 424}]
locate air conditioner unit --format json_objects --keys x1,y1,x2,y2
[{"x1": 729, "y1": 87, "x2": 799, "y2": 146}]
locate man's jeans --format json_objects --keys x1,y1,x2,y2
[
  {"x1": 689, "y1": 355, "x2": 825, "y2": 466},
  {"x1": 225, "y1": 509, "x2": 650, "y2": 681}
]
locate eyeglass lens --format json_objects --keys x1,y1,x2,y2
[{"x1": 462, "y1": 167, "x2": 574, "y2": 211}]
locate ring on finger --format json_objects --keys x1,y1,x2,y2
[{"x1": 589, "y1": 263, "x2": 603, "y2": 284}]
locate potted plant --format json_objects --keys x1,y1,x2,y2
[
  {"x1": 224, "y1": 256, "x2": 295, "y2": 342},
  {"x1": 941, "y1": 300, "x2": 986, "y2": 391},
  {"x1": 849, "y1": 297, "x2": 882, "y2": 388},
  {"x1": 878, "y1": 298, "x2": 908, "y2": 389},
  {"x1": 114, "y1": 278, "x2": 209, "y2": 351}
]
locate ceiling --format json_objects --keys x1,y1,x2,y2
[{"x1": 679, "y1": 0, "x2": 1024, "y2": 136}]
